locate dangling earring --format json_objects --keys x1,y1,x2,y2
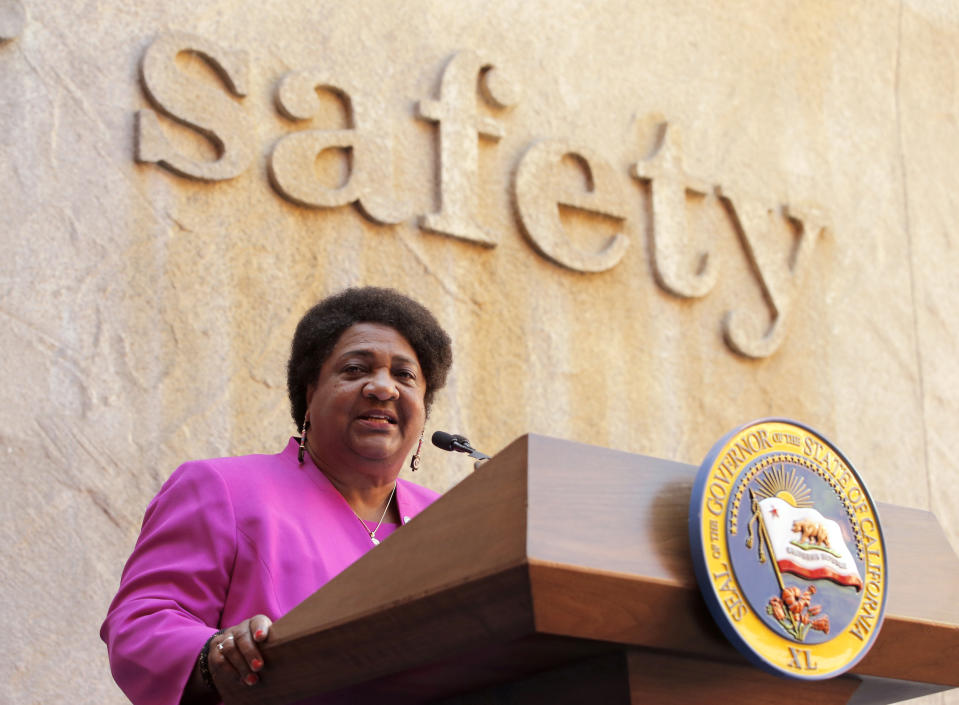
[
  {"x1": 409, "y1": 430, "x2": 424, "y2": 471},
  {"x1": 298, "y1": 419, "x2": 310, "y2": 464}
]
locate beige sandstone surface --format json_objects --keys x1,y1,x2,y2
[{"x1": 1, "y1": 0, "x2": 957, "y2": 703}]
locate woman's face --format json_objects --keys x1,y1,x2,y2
[{"x1": 304, "y1": 323, "x2": 427, "y2": 477}]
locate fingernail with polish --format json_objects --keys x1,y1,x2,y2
[
  {"x1": 245, "y1": 673, "x2": 259, "y2": 686},
  {"x1": 251, "y1": 658, "x2": 263, "y2": 671},
  {"x1": 254, "y1": 630, "x2": 265, "y2": 640}
]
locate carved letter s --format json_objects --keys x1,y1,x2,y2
[{"x1": 136, "y1": 32, "x2": 254, "y2": 181}]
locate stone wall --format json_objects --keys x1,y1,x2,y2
[{"x1": 1, "y1": 1, "x2": 956, "y2": 702}]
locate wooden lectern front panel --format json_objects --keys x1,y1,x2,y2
[{"x1": 215, "y1": 435, "x2": 959, "y2": 705}]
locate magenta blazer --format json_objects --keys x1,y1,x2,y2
[{"x1": 101, "y1": 438, "x2": 440, "y2": 705}]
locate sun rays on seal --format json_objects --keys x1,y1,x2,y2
[{"x1": 751, "y1": 464, "x2": 812, "y2": 508}]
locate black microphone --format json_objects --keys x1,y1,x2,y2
[{"x1": 431, "y1": 430, "x2": 491, "y2": 460}]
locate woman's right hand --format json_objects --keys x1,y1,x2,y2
[
  {"x1": 209, "y1": 614, "x2": 273, "y2": 688},
  {"x1": 183, "y1": 614, "x2": 273, "y2": 704}
]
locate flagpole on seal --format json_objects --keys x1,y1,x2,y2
[{"x1": 747, "y1": 489, "x2": 799, "y2": 633}]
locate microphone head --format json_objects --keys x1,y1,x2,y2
[
  {"x1": 431, "y1": 430, "x2": 456, "y2": 451},
  {"x1": 432, "y1": 431, "x2": 471, "y2": 452}
]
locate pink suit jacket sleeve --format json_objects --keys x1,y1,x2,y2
[
  {"x1": 100, "y1": 461, "x2": 236, "y2": 705},
  {"x1": 100, "y1": 439, "x2": 440, "y2": 705}
]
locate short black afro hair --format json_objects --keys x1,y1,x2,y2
[{"x1": 287, "y1": 287, "x2": 453, "y2": 430}]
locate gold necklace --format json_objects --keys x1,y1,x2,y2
[
  {"x1": 304, "y1": 440, "x2": 397, "y2": 545},
  {"x1": 345, "y1": 483, "x2": 396, "y2": 545}
]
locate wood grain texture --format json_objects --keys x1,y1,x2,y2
[
  {"x1": 434, "y1": 652, "x2": 632, "y2": 705},
  {"x1": 626, "y1": 650, "x2": 861, "y2": 705}
]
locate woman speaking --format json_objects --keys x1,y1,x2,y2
[{"x1": 101, "y1": 287, "x2": 453, "y2": 705}]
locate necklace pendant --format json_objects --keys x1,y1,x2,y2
[{"x1": 370, "y1": 536, "x2": 380, "y2": 546}]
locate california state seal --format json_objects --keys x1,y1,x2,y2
[{"x1": 689, "y1": 419, "x2": 887, "y2": 679}]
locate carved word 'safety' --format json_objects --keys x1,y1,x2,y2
[{"x1": 135, "y1": 32, "x2": 828, "y2": 359}]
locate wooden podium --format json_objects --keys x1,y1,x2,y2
[{"x1": 220, "y1": 434, "x2": 959, "y2": 704}]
